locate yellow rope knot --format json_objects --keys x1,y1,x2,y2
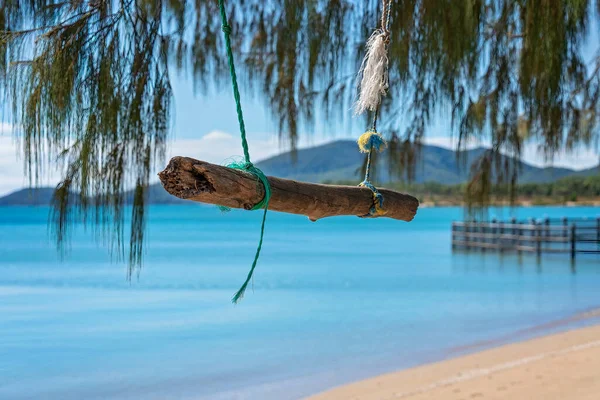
[{"x1": 357, "y1": 130, "x2": 387, "y2": 153}]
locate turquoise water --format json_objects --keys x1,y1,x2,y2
[{"x1": 1, "y1": 205, "x2": 600, "y2": 399}]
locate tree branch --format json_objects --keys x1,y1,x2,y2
[{"x1": 158, "y1": 157, "x2": 419, "y2": 222}]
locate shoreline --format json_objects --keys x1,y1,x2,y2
[
  {"x1": 418, "y1": 200, "x2": 600, "y2": 208},
  {"x1": 1, "y1": 202, "x2": 600, "y2": 208},
  {"x1": 308, "y1": 312, "x2": 600, "y2": 400}
]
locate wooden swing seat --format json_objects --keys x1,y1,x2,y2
[{"x1": 159, "y1": 156, "x2": 419, "y2": 222}]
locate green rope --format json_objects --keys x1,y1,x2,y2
[{"x1": 218, "y1": 0, "x2": 271, "y2": 303}]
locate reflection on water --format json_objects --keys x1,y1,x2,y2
[
  {"x1": 0, "y1": 205, "x2": 599, "y2": 399},
  {"x1": 452, "y1": 247, "x2": 598, "y2": 275}
]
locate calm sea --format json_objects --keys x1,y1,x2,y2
[{"x1": 1, "y1": 205, "x2": 600, "y2": 399}]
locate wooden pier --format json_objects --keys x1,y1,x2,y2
[{"x1": 452, "y1": 217, "x2": 600, "y2": 259}]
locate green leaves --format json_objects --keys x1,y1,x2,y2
[
  {"x1": 1, "y1": 0, "x2": 171, "y2": 274},
  {"x1": 0, "y1": 0, "x2": 599, "y2": 272}
]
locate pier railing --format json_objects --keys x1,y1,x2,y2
[{"x1": 451, "y1": 217, "x2": 600, "y2": 258}]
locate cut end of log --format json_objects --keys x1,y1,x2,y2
[
  {"x1": 158, "y1": 156, "x2": 419, "y2": 222},
  {"x1": 158, "y1": 157, "x2": 216, "y2": 199}
]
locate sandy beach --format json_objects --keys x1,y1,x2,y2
[{"x1": 309, "y1": 322, "x2": 600, "y2": 400}]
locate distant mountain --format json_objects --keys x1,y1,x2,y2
[
  {"x1": 1, "y1": 140, "x2": 597, "y2": 205},
  {"x1": 256, "y1": 140, "x2": 598, "y2": 184},
  {"x1": 137, "y1": 184, "x2": 188, "y2": 204},
  {"x1": 0, "y1": 188, "x2": 57, "y2": 206},
  {"x1": 0, "y1": 184, "x2": 187, "y2": 206}
]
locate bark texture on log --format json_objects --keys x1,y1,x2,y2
[{"x1": 158, "y1": 157, "x2": 419, "y2": 222}]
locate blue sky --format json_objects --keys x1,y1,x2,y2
[
  {"x1": 1, "y1": 73, "x2": 599, "y2": 196},
  {"x1": 1, "y1": 18, "x2": 600, "y2": 195}
]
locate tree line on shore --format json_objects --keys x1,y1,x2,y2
[{"x1": 327, "y1": 175, "x2": 600, "y2": 205}]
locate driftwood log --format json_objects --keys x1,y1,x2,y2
[{"x1": 158, "y1": 156, "x2": 419, "y2": 222}]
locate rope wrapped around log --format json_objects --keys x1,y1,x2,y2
[{"x1": 158, "y1": 156, "x2": 419, "y2": 222}]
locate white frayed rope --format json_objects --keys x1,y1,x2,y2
[{"x1": 354, "y1": 29, "x2": 389, "y2": 115}]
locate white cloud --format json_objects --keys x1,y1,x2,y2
[
  {"x1": 0, "y1": 129, "x2": 318, "y2": 196},
  {"x1": 423, "y1": 136, "x2": 599, "y2": 171},
  {"x1": 0, "y1": 136, "x2": 28, "y2": 196},
  {"x1": 2, "y1": 129, "x2": 597, "y2": 197},
  {"x1": 522, "y1": 144, "x2": 599, "y2": 171},
  {"x1": 201, "y1": 131, "x2": 234, "y2": 141},
  {"x1": 166, "y1": 130, "x2": 281, "y2": 165},
  {"x1": 0, "y1": 134, "x2": 64, "y2": 196},
  {"x1": 164, "y1": 130, "x2": 333, "y2": 166},
  {"x1": 423, "y1": 135, "x2": 484, "y2": 151},
  {"x1": 0, "y1": 122, "x2": 13, "y2": 135}
]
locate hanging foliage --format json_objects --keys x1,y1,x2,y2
[{"x1": 1, "y1": 0, "x2": 599, "y2": 272}]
